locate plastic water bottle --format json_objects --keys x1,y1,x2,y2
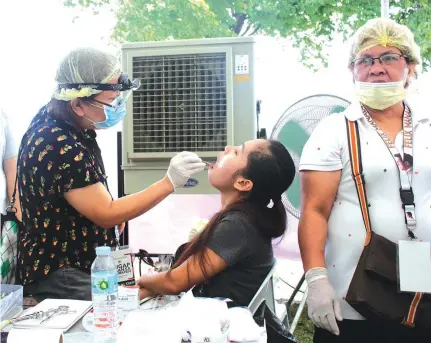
[{"x1": 91, "y1": 246, "x2": 119, "y2": 342}]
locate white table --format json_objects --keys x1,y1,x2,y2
[{"x1": 3, "y1": 295, "x2": 182, "y2": 343}]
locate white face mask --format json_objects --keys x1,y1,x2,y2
[{"x1": 354, "y1": 80, "x2": 408, "y2": 110}]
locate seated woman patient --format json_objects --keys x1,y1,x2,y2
[{"x1": 137, "y1": 139, "x2": 295, "y2": 306}]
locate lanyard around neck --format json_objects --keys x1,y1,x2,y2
[{"x1": 361, "y1": 104, "x2": 417, "y2": 239}]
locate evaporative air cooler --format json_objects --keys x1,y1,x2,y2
[{"x1": 121, "y1": 37, "x2": 261, "y2": 194}]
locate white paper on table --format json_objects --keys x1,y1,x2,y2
[
  {"x1": 118, "y1": 286, "x2": 140, "y2": 312},
  {"x1": 7, "y1": 328, "x2": 64, "y2": 343}
]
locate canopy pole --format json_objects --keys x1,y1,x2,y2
[{"x1": 381, "y1": 0, "x2": 390, "y2": 18}]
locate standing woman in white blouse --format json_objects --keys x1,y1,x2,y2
[{"x1": 298, "y1": 18, "x2": 431, "y2": 343}]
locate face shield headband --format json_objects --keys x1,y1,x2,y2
[{"x1": 56, "y1": 72, "x2": 141, "y2": 92}]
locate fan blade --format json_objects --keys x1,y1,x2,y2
[
  {"x1": 286, "y1": 175, "x2": 301, "y2": 210},
  {"x1": 330, "y1": 105, "x2": 347, "y2": 114},
  {"x1": 277, "y1": 120, "x2": 309, "y2": 157}
]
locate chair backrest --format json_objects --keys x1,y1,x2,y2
[{"x1": 248, "y1": 263, "x2": 277, "y2": 315}]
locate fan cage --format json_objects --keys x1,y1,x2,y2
[{"x1": 271, "y1": 94, "x2": 351, "y2": 218}]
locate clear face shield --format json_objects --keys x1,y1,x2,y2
[{"x1": 112, "y1": 72, "x2": 141, "y2": 108}]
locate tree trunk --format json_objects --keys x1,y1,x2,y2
[
  {"x1": 249, "y1": 24, "x2": 261, "y2": 36},
  {"x1": 231, "y1": 12, "x2": 247, "y2": 35}
]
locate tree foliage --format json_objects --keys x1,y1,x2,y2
[{"x1": 64, "y1": 0, "x2": 431, "y2": 70}]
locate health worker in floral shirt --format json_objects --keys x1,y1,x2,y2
[{"x1": 17, "y1": 48, "x2": 205, "y2": 301}]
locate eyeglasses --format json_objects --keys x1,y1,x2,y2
[
  {"x1": 86, "y1": 90, "x2": 132, "y2": 111},
  {"x1": 352, "y1": 53, "x2": 407, "y2": 69}
]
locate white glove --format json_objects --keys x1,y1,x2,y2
[
  {"x1": 306, "y1": 267, "x2": 343, "y2": 335},
  {"x1": 167, "y1": 151, "x2": 206, "y2": 189}
]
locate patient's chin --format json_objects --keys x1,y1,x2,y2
[{"x1": 208, "y1": 171, "x2": 225, "y2": 190}]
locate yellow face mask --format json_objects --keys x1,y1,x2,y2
[{"x1": 354, "y1": 80, "x2": 407, "y2": 110}]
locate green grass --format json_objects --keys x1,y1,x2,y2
[{"x1": 290, "y1": 303, "x2": 314, "y2": 343}]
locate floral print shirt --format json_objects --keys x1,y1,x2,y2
[{"x1": 17, "y1": 106, "x2": 115, "y2": 285}]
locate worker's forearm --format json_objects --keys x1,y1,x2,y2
[
  {"x1": 4, "y1": 157, "x2": 22, "y2": 221},
  {"x1": 6, "y1": 179, "x2": 21, "y2": 221},
  {"x1": 104, "y1": 176, "x2": 174, "y2": 228},
  {"x1": 298, "y1": 210, "x2": 328, "y2": 272}
]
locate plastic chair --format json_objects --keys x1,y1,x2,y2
[{"x1": 248, "y1": 264, "x2": 277, "y2": 315}]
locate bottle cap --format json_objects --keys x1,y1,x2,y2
[{"x1": 95, "y1": 246, "x2": 112, "y2": 255}]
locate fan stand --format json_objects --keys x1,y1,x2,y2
[{"x1": 280, "y1": 274, "x2": 307, "y2": 334}]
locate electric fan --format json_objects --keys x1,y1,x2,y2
[{"x1": 271, "y1": 94, "x2": 351, "y2": 219}]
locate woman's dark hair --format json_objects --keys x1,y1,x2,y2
[
  {"x1": 171, "y1": 139, "x2": 295, "y2": 281},
  {"x1": 47, "y1": 99, "x2": 78, "y2": 125}
]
